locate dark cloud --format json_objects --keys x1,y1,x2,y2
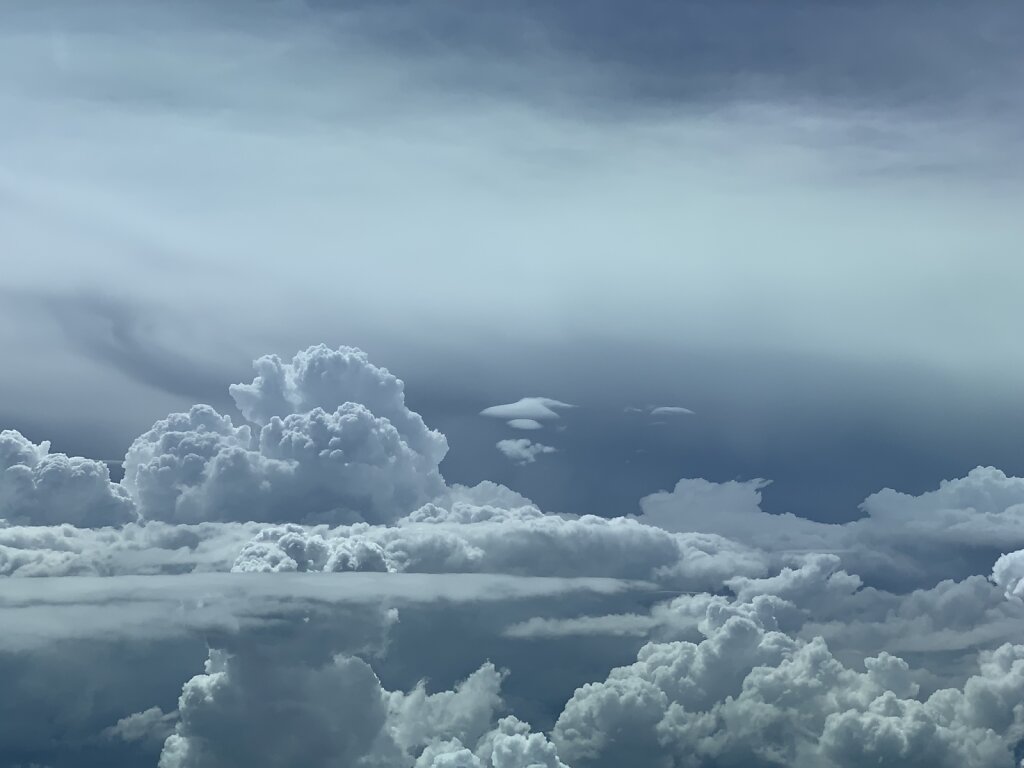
[
  {"x1": 298, "y1": 0, "x2": 1024, "y2": 118},
  {"x1": 0, "y1": 288, "x2": 238, "y2": 406}
]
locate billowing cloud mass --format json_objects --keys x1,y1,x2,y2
[
  {"x1": 230, "y1": 501, "x2": 766, "y2": 592},
  {"x1": 496, "y1": 439, "x2": 557, "y2": 465},
  {"x1": 122, "y1": 346, "x2": 447, "y2": 525},
  {"x1": 5, "y1": 343, "x2": 1024, "y2": 768},
  {"x1": 158, "y1": 651, "x2": 503, "y2": 768},
  {"x1": 551, "y1": 605, "x2": 1024, "y2": 768},
  {"x1": 638, "y1": 470, "x2": 1024, "y2": 589},
  {"x1": 1, "y1": 430, "x2": 135, "y2": 527},
  {"x1": 228, "y1": 346, "x2": 447, "y2": 465}
]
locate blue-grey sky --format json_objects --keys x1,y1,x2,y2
[{"x1": 2, "y1": 0, "x2": 1024, "y2": 522}]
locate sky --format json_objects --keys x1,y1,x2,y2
[{"x1": 3, "y1": 1, "x2": 1024, "y2": 767}]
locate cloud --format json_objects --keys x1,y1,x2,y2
[
  {"x1": 551, "y1": 602, "x2": 1024, "y2": 768},
  {"x1": 9, "y1": 340, "x2": 1024, "y2": 767},
  {"x1": 1, "y1": 429, "x2": 136, "y2": 527},
  {"x1": 649, "y1": 406, "x2": 694, "y2": 416},
  {"x1": 232, "y1": 502, "x2": 766, "y2": 592},
  {"x1": 122, "y1": 345, "x2": 449, "y2": 525},
  {"x1": 105, "y1": 706, "x2": 177, "y2": 746},
  {"x1": 992, "y1": 548, "x2": 1024, "y2": 601},
  {"x1": 638, "y1": 468, "x2": 1024, "y2": 589},
  {"x1": 0, "y1": 565, "x2": 641, "y2": 767},
  {"x1": 158, "y1": 650, "x2": 487, "y2": 768},
  {"x1": 480, "y1": 399, "x2": 574, "y2": 422},
  {"x1": 159, "y1": 640, "x2": 569, "y2": 768},
  {"x1": 496, "y1": 439, "x2": 556, "y2": 465},
  {"x1": 229, "y1": 345, "x2": 447, "y2": 465},
  {"x1": 0, "y1": 571, "x2": 641, "y2": 651},
  {"x1": 506, "y1": 419, "x2": 543, "y2": 431},
  {"x1": 0, "y1": 519, "x2": 260, "y2": 577},
  {"x1": 415, "y1": 717, "x2": 569, "y2": 768},
  {"x1": 2, "y1": 289, "x2": 236, "y2": 404}
]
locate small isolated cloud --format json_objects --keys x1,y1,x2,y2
[
  {"x1": 650, "y1": 406, "x2": 695, "y2": 416},
  {"x1": 506, "y1": 419, "x2": 544, "y2": 431},
  {"x1": 480, "y1": 398, "x2": 574, "y2": 421},
  {"x1": 496, "y1": 439, "x2": 556, "y2": 465}
]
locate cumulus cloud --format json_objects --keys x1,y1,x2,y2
[
  {"x1": 416, "y1": 717, "x2": 569, "y2": 768},
  {"x1": 7, "y1": 340, "x2": 1024, "y2": 768},
  {"x1": 480, "y1": 398, "x2": 574, "y2": 422},
  {"x1": 159, "y1": 651, "x2": 416, "y2": 767},
  {"x1": 1, "y1": 430, "x2": 135, "y2": 527},
  {"x1": 106, "y1": 706, "x2": 178, "y2": 745},
  {"x1": 0, "y1": 567, "x2": 640, "y2": 766},
  {"x1": 158, "y1": 636, "x2": 567, "y2": 768},
  {"x1": 496, "y1": 439, "x2": 556, "y2": 465},
  {"x1": 551, "y1": 601, "x2": 1024, "y2": 768},
  {"x1": 122, "y1": 345, "x2": 449, "y2": 525},
  {"x1": 0, "y1": 519, "x2": 259, "y2": 577},
  {"x1": 231, "y1": 502, "x2": 767, "y2": 592},
  {"x1": 228, "y1": 345, "x2": 447, "y2": 465},
  {"x1": 639, "y1": 469, "x2": 1024, "y2": 589}
]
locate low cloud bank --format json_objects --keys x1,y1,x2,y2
[{"x1": 4, "y1": 343, "x2": 1024, "y2": 767}]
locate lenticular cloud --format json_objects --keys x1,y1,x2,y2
[{"x1": 5, "y1": 343, "x2": 1024, "y2": 768}]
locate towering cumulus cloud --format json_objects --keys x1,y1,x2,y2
[
  {"x1": 6, "y1": 343, "x2": 1024, "y2": 768},
  {"x1": 1, "y1": 430, "x2": 135, "y2": 527},
  {"x1": 229, "y1": 345, "x2": 448, "y2": 465},
  {"x1": 122, "y1": 346, "x2": 448, "y2": 525}
]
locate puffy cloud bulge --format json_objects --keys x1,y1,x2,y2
[{"x1": 4, "y1": 344, "x2": 1024, "y2": 767}]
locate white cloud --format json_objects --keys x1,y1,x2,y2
[
  {"x1": 639, "y1": 468, "x2": 1024, "y2": 589},
  {"x1": 551, "y1": 602, "x2": 1024, "y2": 768},
  {"x1": 1, "y1": 429, "x2": 135, "y2": 527},
  {"x1": 480, "y1": 399, "x2": 574, "y2": 422},
  {"x1": 649, "y1": 406, "x2": 694, "y2": 416},
  {"x1": 122, "y1": 345, "x2": 449, "y2": 525},
  {"x1": 105, "y1": 706, "x2": 177, "y2": 746},
  {"x1": 8, "y1": 340, "x2": 1024, "y2": 767},
  {"x1": 232, "y1": 503, "x2": 766, "y2": 591},
  {"x1": 495, "y1": 439, "x2": 556, "y2": 465},
  {"x1": 0, "y1": 567, "x2": 640, "y2": 765},
  {"x1": 228, "y1": 345, "x2": 447, "y2": 466},
  {"x1": 0, "y1": 519, "x2": 259, "y2": 577},
  {"x1": 157, "y1": 643, "x2": 509, "y2": 768},
  {"x1": 506, "y1": 419, "x2": 543, "y2": 431}
]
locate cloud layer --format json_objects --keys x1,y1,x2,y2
[{"x1": 5, "y1": 343, "x2": 1024, "y2": 768}]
